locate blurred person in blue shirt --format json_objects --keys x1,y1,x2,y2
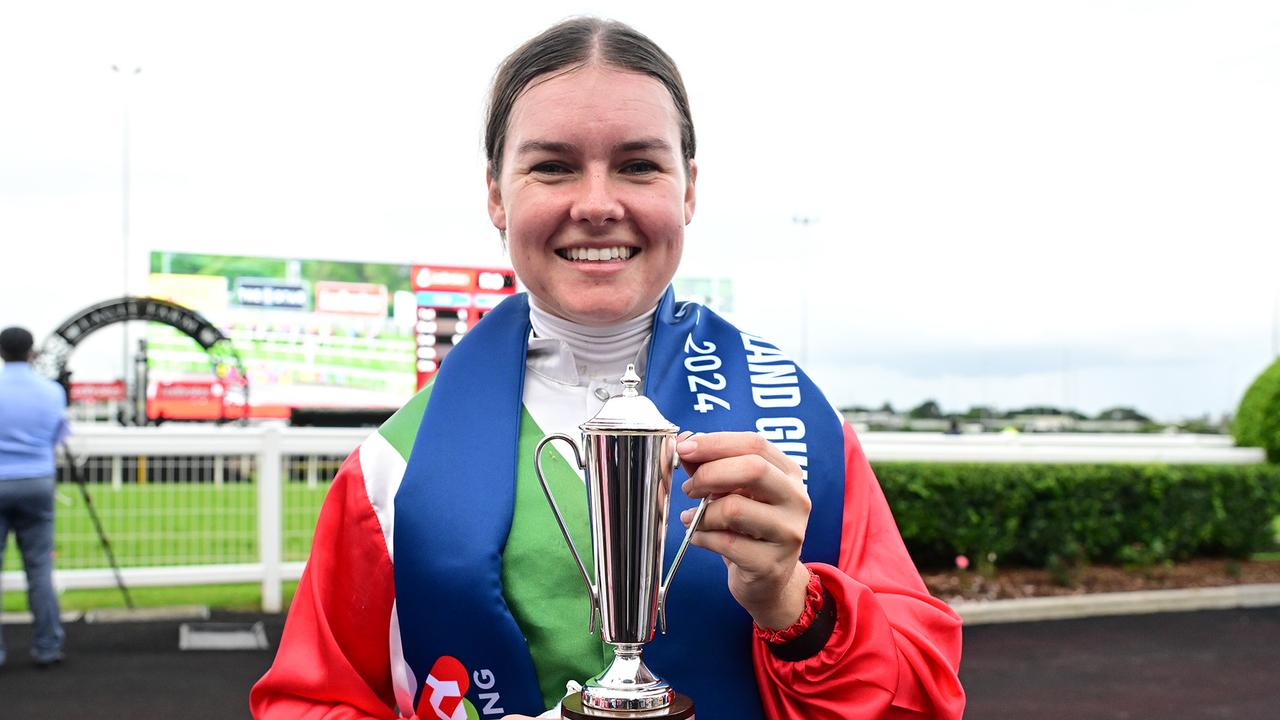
[{"x1": 0, "y1": 326, "x2": 69, "y2": 667}]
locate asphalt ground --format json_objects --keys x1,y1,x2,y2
[{"x1": 0, "y1": 607, "x2": 1276, "y2": 719}]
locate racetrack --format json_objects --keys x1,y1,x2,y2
[{"x1": 0, "y1": 607, "x2": 1276, "y2": 718}]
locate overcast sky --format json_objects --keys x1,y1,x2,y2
[{"x1": 2, "y1": 1, "x2": 1277, "y2": 421}]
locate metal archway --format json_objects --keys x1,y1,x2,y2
[{"x1": 37, "y1": 296, "x2": 249, "y2": 424}]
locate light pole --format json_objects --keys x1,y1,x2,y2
[
  {"x1": 113, "y1": 64, "x2": 141, "y2": 423},
  {"x1": 792, "y1": 215, "x2": 817, "y2": 368}
]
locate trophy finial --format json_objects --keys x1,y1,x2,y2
[{"x1": 621, "y1": 364, "x2": 641, "y2": 396}]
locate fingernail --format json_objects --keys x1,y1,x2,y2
[
  {"x1": 680, "y1": 508, "x2": 693, "y2": 524},
  {"x1": 677, "y1": 438, "x2": 697, "y2": 454},
  {"x1": 680, "y1": 479, "x2": 691, "y2": 494}
]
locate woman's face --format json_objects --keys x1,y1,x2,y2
[{"x1": 488, "y1": 64, "x2": 696, "y2": 326}]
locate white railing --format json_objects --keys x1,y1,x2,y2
[
  {"x1": 1, "y1": 425, "x2": 1266, "y2": 611},
  {"x1": 858, "y1": 430, "x2": 1265, "y2": 464},
  {"x1": 2, "y1": 424, "x2": 366, "y2": 612}
]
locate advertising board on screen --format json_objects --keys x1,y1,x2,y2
[
  {"x1": 141, "y1": 252, "x2": 728, "y2": 422},
  {"x1": 146, "y1": 252, "x2": 515, "y2": 421}
]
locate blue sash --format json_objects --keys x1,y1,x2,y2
[{"x1": 395, "y1": 287, "x2": 845, "y2": 719}]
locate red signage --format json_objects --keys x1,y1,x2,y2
[
  {"x1": 314, "y1": 281, "x2": 389, "y2": 316},
  {"x1": 411, "y1": 265, "x2": 518, "y2": 295},
  {"x1": 70, "y1": 381, "x2": 127, "y2": 403},
  {"x1": 412, "y1": 265, "x2": 518, "y2": 389},
  {"x1": 412, "y1": 266, "x2": 475, "y2": 292},
  {"x1": 156, "y1": 381, "x2": 222, "y2": 401},
  {"x1": 149, "y1": 380, "x2": 226, "y2": 421}
]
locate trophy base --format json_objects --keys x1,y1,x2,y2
[{"x1": 562, "y1": 692, "x2": 694, "y2": 719}]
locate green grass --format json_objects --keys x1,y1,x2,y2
[
  {"x1": 3, "y1": 581, "x2": 299, "y2": 613},
  {"x1": 3, "y1": 479, "x2": 330, "y2": 572}
]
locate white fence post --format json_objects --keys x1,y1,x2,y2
[{"x1": 259, "y1": 426, "x2": 283, "y2": 613}]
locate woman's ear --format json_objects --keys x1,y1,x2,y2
[
  {"x1": 683, "y1": 159, "x2": 698, "y2": 225},
  {"x1": 487, "y1": 169, "x2": 507, "y2": 231}
]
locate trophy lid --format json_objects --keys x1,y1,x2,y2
[{"x1": 581, "y1": 364, "x2": 679, "y2": 434}]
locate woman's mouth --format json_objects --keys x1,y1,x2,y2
[{"x1": 555, "y1": 246, "x2": 640, "y2": 262}]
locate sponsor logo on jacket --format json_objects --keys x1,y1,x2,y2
[{"x1": 417, "y1": 656, "x2": 505, "y2": 720}]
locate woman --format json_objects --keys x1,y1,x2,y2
[{"x1": 252, "y1": 18, "x2": 964, "y2": 720}]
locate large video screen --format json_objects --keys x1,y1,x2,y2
[{"x1": 146, "y1": 252, "x2": 514, "y2": 420}]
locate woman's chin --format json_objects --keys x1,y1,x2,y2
[
  {"x1": 542, "y1": 294, "x2": 655, "y2": 327},
  {"x1": 565, "y1": 306, "x2": 643, "y2": 327}
]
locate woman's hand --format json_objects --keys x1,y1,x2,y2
[{"x1": 676, "y1": 432, "x2": 812, "y2": 630}]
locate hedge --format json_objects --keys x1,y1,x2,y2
[
  {"x1": 874, "y1": 463, "x2": 1280, "y2": 569},
  {"x1": 1234, "y1": 357, "x2": 1280, "y2": 463}
]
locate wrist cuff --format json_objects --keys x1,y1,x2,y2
[
  {"x1": 755, "y1": 571, "x2": 838, "y2": 661},
  {"x1": 765, "y1": 583, "x2": 837, "y2": 662}
]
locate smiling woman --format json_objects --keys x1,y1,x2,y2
[{"x1": 251, "y1": 17, "x2": 964, "y2": 720}]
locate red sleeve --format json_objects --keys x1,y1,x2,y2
[
  {"x1": 250, "y1": 450, "x2": 400, "y2": 719},
  {"x1": 753, "y1": 422, "x2": 966, "y2": 719}
]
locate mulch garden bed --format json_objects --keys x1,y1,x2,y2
[{"x1": 922, "y1": 558, "x2": 1280, "y2": 602}]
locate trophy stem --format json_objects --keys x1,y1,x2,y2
[
  {"x1": 612, "y1": 643, "x2": 644, "y2": 660},
  {"x1": 580, "y1": 643, "x2": 674, "y2": 712}
]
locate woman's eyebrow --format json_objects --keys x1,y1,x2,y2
[
  {"x1": 516, "y1": 140, "x2": 578, "y2": 155},
  {"x1": 615, "y1": 138, "x2": 674, "y2": 153},
  {"x1": 515, "y1": 138, "x2": 674, "y2": 155}
]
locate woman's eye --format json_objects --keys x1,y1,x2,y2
[
  {"x1": 531, "y1": 162, "x2": 570, "y2": 175},
  {"x1": 621, "y1": 160, "x2": 659, "y2": 174}
]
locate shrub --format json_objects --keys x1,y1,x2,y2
[
  {"x1": 875, "y1": 462, "x2": 1280, "y2": 569},
  {"x1": 1234, "y1": 358, "x2": 1280, "y2": 463}
]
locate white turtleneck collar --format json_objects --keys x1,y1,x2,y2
[{"x1": 527, "y1": 294, "x2": 655, "y2": 385}]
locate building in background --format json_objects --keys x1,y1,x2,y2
[{"x1": 64, "y1": 253, "x2": 731, "y2": 423}]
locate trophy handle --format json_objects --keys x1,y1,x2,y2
[
  {"x1": 657, "y1": 489, "x2": 710, "y2": 635},
  {"x1": 534, "y1": 433, "x2": 600, "y2": 635}
]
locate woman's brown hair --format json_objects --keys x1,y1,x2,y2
[{"x1": 484, "y1": 17, "x2": 696, "y2": 179}]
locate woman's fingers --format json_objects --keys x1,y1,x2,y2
[
  {"x1": 681, "y1": 454, "x2": 805, "y2": 506},
  {"x1": 677, "y1": 431, "x2": 801, "y2": 479},
  {"x1": 685, "y1": 528, "x2": 792, "y2": 575},
  {"x1": 680, "y1": 492, "x2": 802, "y2": 546}
]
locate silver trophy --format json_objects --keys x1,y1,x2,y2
[{"x1": 535, "y1": 364, "x2": 706, "y2": 719}]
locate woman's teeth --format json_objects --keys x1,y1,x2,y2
[{"x1": 560, "y1": 246, "x2": 635, "y2": 261}]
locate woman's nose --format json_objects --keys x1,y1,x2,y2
[{"x1": 568, "y1": 169, "x2": 624, "y2": 226}]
